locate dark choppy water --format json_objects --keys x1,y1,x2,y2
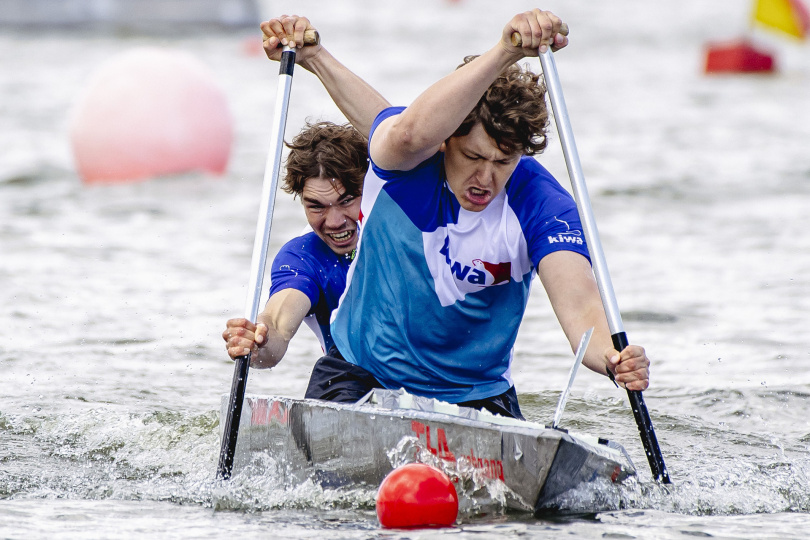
[{"x1": 2, "y1": 0, "x2": 810, "y2": 537}]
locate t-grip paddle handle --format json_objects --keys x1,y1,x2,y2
[
  {"x1": 301, "y1": 29, "x2": 321, "y2": 45},
  {"x1": 510, "y1": 23, "x2": 569, "y2": 47},
  {"x1": 265, "y1": 29, "x2": 321, "y2": 46}
]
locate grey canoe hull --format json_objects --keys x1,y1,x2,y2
[{"x1": 220, "y1": 389, "x2": 635, "y2": 514}]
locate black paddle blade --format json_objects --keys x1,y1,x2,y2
[
  {"x1": 627, "y1": 390, "x2": 671, "y2": 483},
  {"x1": 216, "y1": 354, "x2": 251, "y2": 480},
  {"x1": 612, "y1": 331, "x2": 671, "y2": 483}
]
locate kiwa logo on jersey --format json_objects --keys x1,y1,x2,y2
[
  {"x1": 439, "y1": 236, "x2": 512, "y2": 286},
  {"x1": 547, "y1": 216, "x2": 584, "y2": 245}
]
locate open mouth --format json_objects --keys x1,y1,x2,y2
[
  {"x1": 327, "y1": 230, "x2": 354, "y2": 244},
  {"x1": 466, "y1": 186, "x2": 491, "y2": 206}
]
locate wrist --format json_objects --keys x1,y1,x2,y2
[
  {"x1": 495, "y1": 40, "x2": 526, "y2": 64},
  {"x1": 298, "y1": 47, "x2": 330, "y2": 75}
]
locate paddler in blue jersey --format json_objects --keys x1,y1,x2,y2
[
  {"x1": 241, "y1": 10, "x2": 651, "y2": 420},
  {"x1": 222, "y1": 31, "x2": 390, "y2": 369}
]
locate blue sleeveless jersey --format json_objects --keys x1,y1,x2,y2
[
  {"x1": 269, "y1": 231, "x2": 352, "y2": 353},
  {"x1": 331, "y1": 107, "x2": 590, "y2": 402}
]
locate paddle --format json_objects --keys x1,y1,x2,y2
[
  {"x1": 216, "y1": 30, "x2": 319, "y2": 480},
  {"x1": 514, "y1": 31, "x2": 671, "y2": 483},
  {"x1": 551, "y1": 327, "x2": 593, "y2": 429}
]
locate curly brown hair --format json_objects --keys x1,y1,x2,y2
[
  {"x1": 452, "y1": 56, "x2": 549, "y2": 156},
  {"x1": 283, "y1": 121, "x2": 368, "y2": 198}
]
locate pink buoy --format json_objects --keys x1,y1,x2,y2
[
  {"x1": 241, "y1": 36, "x2": 265, "y2": 57},
  {"x1": 70, "y1": 47, "x2": 233, "y2": 184}
]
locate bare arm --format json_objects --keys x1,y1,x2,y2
[
  {"x1": 537, "y1": 251, "x2": 650, "y2": 391},
  {"x1": 369, "y1": 9, "x2": 569, "y2": 171},
  {"x1": 300, "y1": 48, "x2": 390, "y2": 138},
  {"x1": 261, "y1": 16, "x2": 390, "y2": 138},
  {"x1": 223, "y1": 288, "x2": 312, "y2": 369}
]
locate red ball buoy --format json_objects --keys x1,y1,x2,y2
[
  {"x1": 376, "y1": 463, "x2": 458, "y2": 529},
  {"x1": 70, "y1": 47, "x2": 233, "y2": 184}
]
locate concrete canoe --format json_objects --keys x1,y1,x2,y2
[{"x1": 220, "y1": 389, "x2": 636, "y2": 514}]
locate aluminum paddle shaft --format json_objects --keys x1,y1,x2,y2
[
  {"x1": 217, "y1": 46, "x2": 297, "y2": 480},
  {"x1": 552, "y1": 327, "x2": 593, "y2": 429},
  {"x1": 539, "y1": 49, "x2": 671, "y2": 483}
]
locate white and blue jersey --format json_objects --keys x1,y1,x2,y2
[
  {"x1": 331, "y1": 107, "x2": 590, "y2": 403},
  {"x1": 269, "y1": 231, "x2": 352, "y2": 353}
]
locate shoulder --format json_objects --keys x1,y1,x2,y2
[
  {"x1": 270, "y1": 232, "x2": 347, "y2": 304},
  {"x1": 283, "y1": 230, "x2": 330, "y2": 252},
  {"x1": 369, "y1": 106, "x2": 440, "y2": 172},
  {"x1": 274, "y1": 232, "x2": 337, "y2": 269},
  {"x1": 511, "y1": 156, "x2": 559, "y2": 188},
  {"x1": 367, "y1": 106, "x2": 443, "y2": 177},
  {"x1": 507, "y1": 157, "x2": 574, "y2": 208},
  {"x1": 369, "y1": 106, "x2": 407, "y2": 142}
]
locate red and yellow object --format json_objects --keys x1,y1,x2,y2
[
  {"x1": 753, "y1": 0, "x2": 810, "y2": 39},
  {"x1": 704, "y1": 39, "x2": 776, "y2": 73},
  {"x1": 704, "y1": 0, "x2": 808, "y2": 73}
]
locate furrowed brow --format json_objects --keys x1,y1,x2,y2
[{"x1": 337, "y1": 191, "x2": 354, "y2": 202}]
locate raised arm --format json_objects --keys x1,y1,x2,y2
[
  {"x1": 369, "y1": 9, "x2": 569, "y2": 171},
  {"x1": 223, "y1": 288, "x2": 311, "y2": 369},
  {"x1": 537, "y1": 251, "x2": 650, "y2": 391},
  {"x1": 261, "y1": 15, "x2": 390, "y2": 138}
]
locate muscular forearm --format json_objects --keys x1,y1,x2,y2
[
  {"x1": 538, "y1": 252, "x2": 650, "y2": 390},
  {"x1": 301, "y1": 49, "x2": 390, "y2": 138},
  {"x1": 580, "y1": 325, "x2": 614, "y2": 377},
  {"x1": 402, "y1": 46, "x2": 518, "y2": 142},
  {"x1": 538, "y1": 251, "x2": 614, "y2": 377},
  {"x1": 225, "y1": 288, "x2": 311, "y2": 370},
  {"x1": 249, "y1": 317, "x2": 289, "y2": 369},
  {"x1": 373, "y1": 46, "x2": 521, "y2": 169},
  {"x1": 554, "y1": 295, "x2": 613, "y2": 377}
]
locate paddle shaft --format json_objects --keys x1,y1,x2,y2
[
  {"x1": 538, "y1": 49, "x2": 671, "y2": 484},
  {"x1": 552, "y1": 327, "x2": 593, "y2": 429},
  {"x1": 217, "y1": 46, "x2": 297, "y2": 480}
]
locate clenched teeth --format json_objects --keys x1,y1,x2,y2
[{"x1": 329, "y1": 231, "x2": 353, "y2": 241}]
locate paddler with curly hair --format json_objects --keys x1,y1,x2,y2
[
  {"x1": 255, "y1": 10, "x2": 651, "y2": 419},
  {"x1": 222, "y1": 34, "x2": 390, "y2": 368}
]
